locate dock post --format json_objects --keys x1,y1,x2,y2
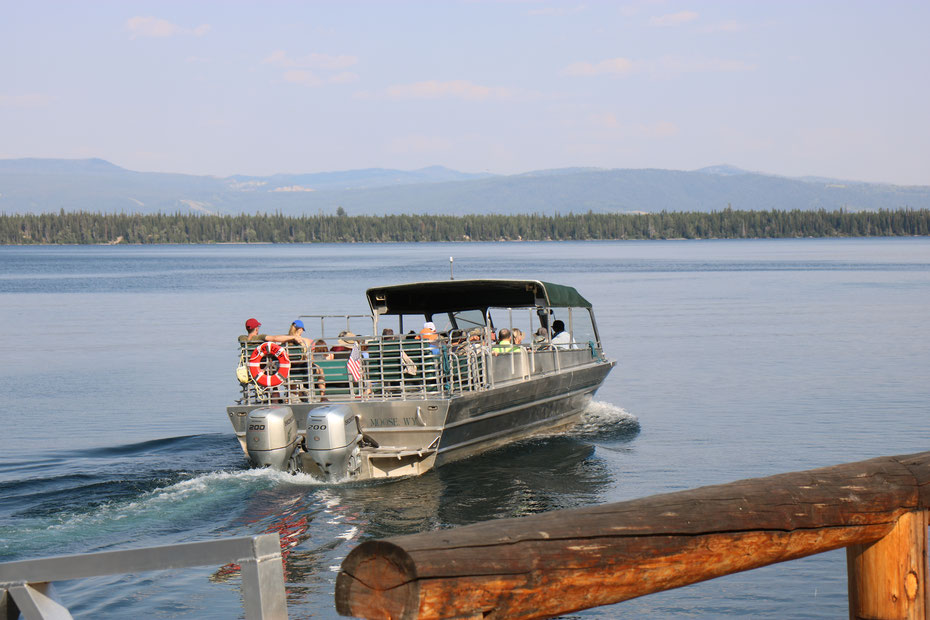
[{"x1": 847, "y1": 510, "x2": 929, "y2": 620}]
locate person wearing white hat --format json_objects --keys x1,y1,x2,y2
[
  {"x1": 418, "y1": 321, "x2": 440, "y2": 355},
  {"x1": 330, "y1": 331, "x2": 357, "y2": 359}
]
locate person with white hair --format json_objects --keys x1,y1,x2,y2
[{"x1": 418, "y1": 321, "x2": 440, "y2": 355}]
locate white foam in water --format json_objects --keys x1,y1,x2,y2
[
  {"x1": 575, "y1": 400, "x2": 639, "y2": 436},
  {"x1": 0, "y1": 467, "x2": 327, "y2": 557}
]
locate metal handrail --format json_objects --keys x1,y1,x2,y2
[
  {"x1": 237, "y1": 327, "x2": 608, "y2": 406},
  {"x1": 0, "y1": 534, "x2": 287, "y2": 620}
]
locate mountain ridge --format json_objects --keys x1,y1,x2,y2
[{"x1": 1, "y1": 158, "x2": 927, "y2": 216}]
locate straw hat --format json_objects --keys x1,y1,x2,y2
[{"x1": 337, "y1": 331, "x2": 357, "y2": 347}]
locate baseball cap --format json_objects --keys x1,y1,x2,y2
[
  {"x1": 293, "y1": 319, "x2": 305, "y2": 329},
  {"x1": 245, "y1": 318, "x2": 261, "y2": 330}
]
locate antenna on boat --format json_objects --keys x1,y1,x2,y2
[{"x1": 449, "y1": 256, "x2": 454, "y2": 280}]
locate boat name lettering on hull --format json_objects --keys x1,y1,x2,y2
[{"x1": 370, "y1": 417, "x2": 400, "y2": 427}]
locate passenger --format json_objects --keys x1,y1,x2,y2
[
  {"x1": 467, "y1": 327, "x2": 487, "y2": 350},
  {"x1": 491, "y1": 328, "x2": 518, "y2": 355},
  {"x1": 239, "y1": 318, "x2": 298, "y2": 344},
  {"x1": 418, "y1": 322, "x2": 439, "y2": 342},
  {"x1": 378, "y1": 329, "x2": 415, "y2": 378},
  {"x1": 550, "y1": 320, "x2": 573, "y2": 349},
  {"x1": 449, "y1": 330, "x2": 467, "y2": 354},
  {"x1": 417, "y1": 322, "x2": 440, "y2": 355},
  {"x1": 330, "y1": 331, "x2": 356, "y2": 359},
  {"x1": 287, "y1": 319, "x2": 315, "y2": 347},
  {"x1": 286, "y1": 320, "x2": 316, "y2": 399},
  {"x1": 533, "y1": 326, "x2": 549, "y2": 345},
  {"x1": 308, "y1": 340, "x2": 332, "y2": 399},
  {"x1": 512, "y1": 328, "x2": 525, "y2": 346}
]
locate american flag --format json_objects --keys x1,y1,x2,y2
[{"x1": 346, "y1": 342, "x2": 363, "y2": 382}]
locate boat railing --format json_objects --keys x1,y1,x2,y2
[
  {"x1": 0, "y1": 534, "x2": 286, "y2": 620},
  {"x1": 236, "y1": 327, "x2": 607, "y2": 406}
]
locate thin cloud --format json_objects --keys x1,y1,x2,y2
[
  {"x1": 591, "y1": 113, "x2": 621, "y2": 129},
  {"x1": 640, "y1": 120, "x2": 679, "y2": 138},
  {"x1": 329, "y1": 72, "x2": 359, "y2": 84},
  {"x1": 281, "y1": 70, "x2": 356, "y2": 86},
  {"x1": 564, "y1": 55, "x2": 754, "y2": 78},
  {"x1": 655, "y1": 55, "x2": 756, "y2": 75},
  {"x1": 388, "y1": 134, "x2": 453, "y2": 155},
  {"x1": 126, "y1": 16, "x2": 211, "y2": 39},
  {"x1": 283, "y1": 70, "x2": 323, "y2": 86},
  {"x1": 591, "y1": 114, "x2": 679, "y2": 138},
  {"x1": 650, "y1": 11, "x2": 698, "y2": 26},
  {"x1": 528, "y1": 5, "x2": 587, "y2": 16},
  {"x1": 562, "y1": 57, "x2": 637, "y2": 77},
  {"x1": 0, "y1": 93, "x2": 51, "y2": 108},
  {"x1": 264, "y1": 50, "x2": 358, "y2": 70},
  {"x1": 701, "y1": 20, "x2": 747, "y2": 33},
  {"x1": 384, "y1": 80, "x2": 522, "y2": 102}
]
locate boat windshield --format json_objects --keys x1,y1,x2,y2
[{"x1": 445, "y1": 309, "x2": 485, "y2": 332}]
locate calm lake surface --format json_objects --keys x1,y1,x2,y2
[{"x1": 1, "y1": 238, "x2": 929, "y2": 618}]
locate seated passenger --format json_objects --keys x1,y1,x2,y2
[
  {"x1": 550, "y1": 320, "x2": 573, "y2": 349},
  {"x1": 449, "y1": 330, "x2": 467, "y2": 353},
  {"x1": 512, "y1": 328, "x2": 525, "y2": 346},
  {"x1": 312, "y1": 340, "x2": 335, "y2": 361},
  {"x1": 418, "y1": 322, "x2": 439, "y2": 341},
  {"x1": 455, "y1": 327, "x2": 487, "y2": 354},
  {"x1": 330, "y1": 331, "x2": 356, "y2": 359},
  {"x1": 533, "y1": 327, "x2": 549, "y2": 345},
  {"x1": 417, "y1": 322, "x2": 441, "y2": 355},
  {"x1": 491, "y1": 328, "x2": 519, "y2": 355}
]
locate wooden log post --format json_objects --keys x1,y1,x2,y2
[
  {"x1": 336, "y1": 451, "x2": 930, "y2": 620},
  {"x1": 848, "y1": 510, "x2": 930, "y2": 620}
]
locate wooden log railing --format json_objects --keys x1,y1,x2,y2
[{"x1": 336, "y1": 451, "x2": 930, "y2": 619}]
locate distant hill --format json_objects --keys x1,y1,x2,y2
[{"x1": 1, "y1": 158, "x2": 928, "y2": 216}]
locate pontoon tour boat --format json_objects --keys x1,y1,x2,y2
[{"x1": 228, "y1": 279, "x2": 614, "y2": 480}]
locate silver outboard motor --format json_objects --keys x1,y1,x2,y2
[
  {"x1": 245, "y1": 406, "x2": 299, "y2": 471},
  {"x1": 305, "y1": 405, "x2": 362, "y2": 479}
]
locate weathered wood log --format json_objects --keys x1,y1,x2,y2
[
  {"x1": 848, "y1": 510, "x2": 929, "y2": 620},
  {"x1": 336, "y1": 451, "x2": 930, "y2": 619}
]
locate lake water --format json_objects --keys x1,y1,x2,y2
[{"x1": 1, "y1": 238, "x2": 929, "y2": 618}]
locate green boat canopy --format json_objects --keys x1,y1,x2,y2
[{"x1": 366, "y1": 279, "x2": 592, "y2": 316}]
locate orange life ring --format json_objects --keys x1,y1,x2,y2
[{"x1": 248, "y1": 342, "x2": 291, "y2": 387}]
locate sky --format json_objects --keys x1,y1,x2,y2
[{"x1": 2, "y1": 1, "x2": 929, "y2": 185}]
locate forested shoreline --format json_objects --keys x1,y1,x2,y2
[{"x1": 1, "y1": 208, "x2": 928, "y2": 244}]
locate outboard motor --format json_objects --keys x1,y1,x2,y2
[
  {"x1": 305, "y1": 405, "x2": 362, "y2": 479},
  {"x1": 245, "y1": 406, "x2": 299, "y2": 471}
]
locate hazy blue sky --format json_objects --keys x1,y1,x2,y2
[{"x1": 3, "y1": 1, "x2": 928, "y2": 184}]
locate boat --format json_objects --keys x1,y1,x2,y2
[{"x1": 227, "y1": 279, "x2": 615, "y2": 480}]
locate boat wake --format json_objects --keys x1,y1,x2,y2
[
  {"x1": 573, "y1": 400, "x2": 641, "y2": 440},
  {"x1": 0, "y1": 435, "x2": 331, "y2": 562}
]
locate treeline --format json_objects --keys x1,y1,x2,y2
[{"x1": 1, "y1": 208, "x2": 929, "y2": 244}]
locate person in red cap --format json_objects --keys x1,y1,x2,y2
[{"x1": 239, "y1": 318, "x2": 296, "y2": 344}]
